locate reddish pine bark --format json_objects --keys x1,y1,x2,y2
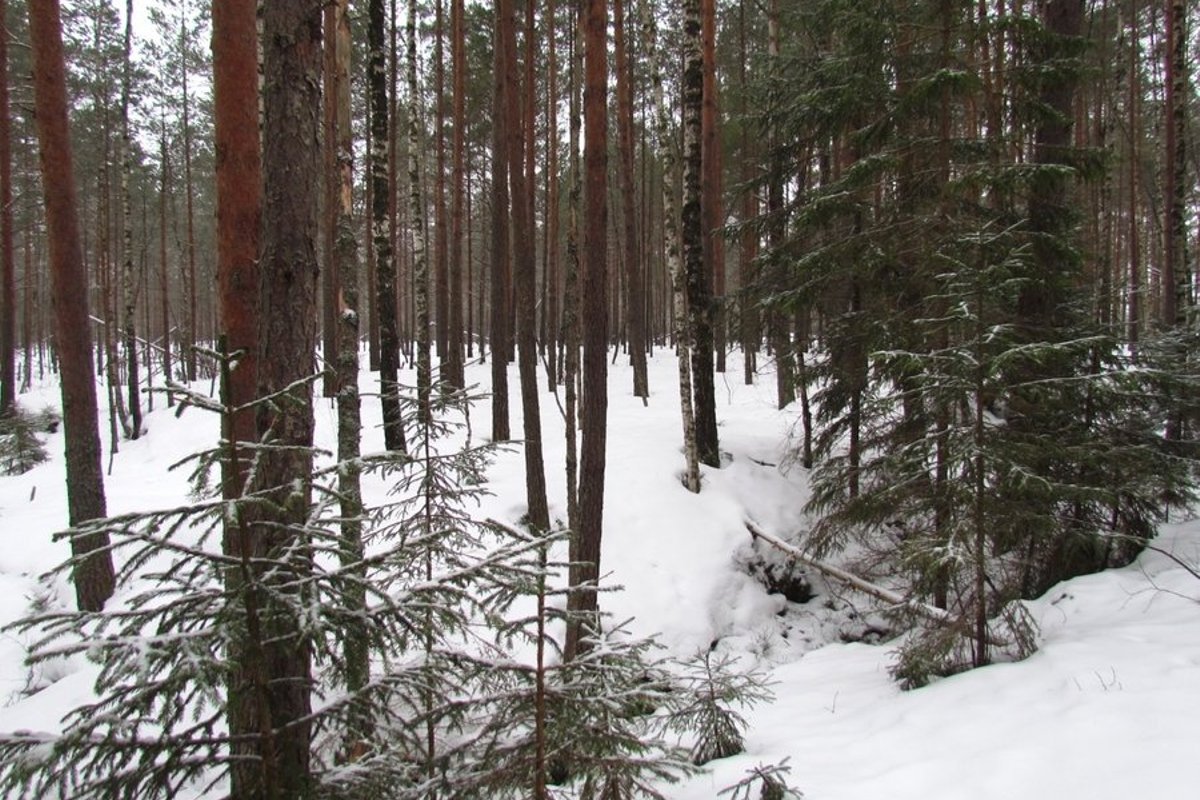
[{"x1": 29, "y1": 0, "x2": 115, "y2": 612}]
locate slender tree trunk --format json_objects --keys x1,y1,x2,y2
[
  {"x1": 701, "y1": 0, "x2": 725, "y2": 374},
  {"x1": 435, "y1": 0, "x2": 450, "y2": 362},
  {"x1": 445, "y1": 0, "x2": 466, "y2": 388},
  {"x1": 737, "y1": 0, "x2": 757, "y2": 386},
  {"x1": 1163, "y1": 0, "x2": 1188, "y2": 328},
  {"x1": 645, "y1": 0, "x2": 700, "y2": 493},
  {"x1": 409, "y1": 0, "x2": 432, "y2": 418},
  {"x1": 503, "y1": 0, "x2": 550, "y2": 529},
  {"x1": 615, "y1": 0, "x2": 648, "y2": 400},
  {"x1": 331, "y1": 0, "x2": 368, "y2": 747},
  {"x1": 562, "y1": 4, "x2": 581, "y2": 530},
  {"x1": 373, "y1": 0, "x2": 406, "y2": 451},
  {"x1": 159, "y1": 120, "x2": 172, "y2": 402},
  {"x1": 683, "y1": 0, "x2": 719, "y2": 467},
  {"x1": 491, "y1": 0, "x2": 512, "y2": 441},
  {"x1": 545, "y1": 0, "x2": 560, "y2": 392},
  {"x1": 120, "y1": 0, "x2": 141, "y2": 438},
  {"x1": 766, "y1": 0, "x2": 794, "y2": 410},
  {"x1": 0, "y1": 0, "x2": 13, "y2": 417},
  {"x1": 566, "y1": 0, "x2": 609, "y2": 660},
  {"x1": 29, "y1": 0, "x2": 116, "y2": 611},
  {"x1": 1128, "y1": 0, "x2": 1140, "y2": 352},
  {"x1": 321, "y1": 1, "x2": 339, "y2": 398},
  {"x1": 181, "y1": 15, "x2": 198, "y2": 381}
]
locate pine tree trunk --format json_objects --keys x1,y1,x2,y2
[
  {"x1": 0, "y1": 0, "x2": 13, "y2": 417},
  {"x1": 181, "y1": 15, "x2": 198, "y2": 382},
  {"x1": 120, "y1": 0, "x2": 140, "y2": 438},
  {"x1": 491, "y1": 0, "x2": 512, "y2": 442},
  {"x1": 332, "y1": 0, "x2": 368, "y2": 739},
  {"x1": 373, "y1": 0, "x2": 406, "y2": 451},
  {"x1": 737, "y1": 0, "x2": 757, "y2": 387},
  {"x1": 445, "y1": 0, "x2": 466, "y2": 389},
  {"x1": 1127, "y1": 0, "x2": 1140, "y2": 352},
  {"x1": 321, "y1": 1, "x2": 339, "y2": 398},
  {"x1": 566, "y1": 0, "x2": 609, "y2": 660},
  {"x1": 435, "y1": 0, "x2": 450, "y2": 363},
  {"x1": 213, "y1": 0, "x2": 261, "y2": 492},
  {"x1": 766, "y1": 0, "x2": 794, "y2": 411},
  {"x1": 158, "y1": 123, "x2": 173, "y2": 401},
  {"x1": 212, "y1": 0, "x2": 274, "y2": 761},
  {"x1": 563, "y1": 3, "x2": 581, "y2": 532},
  {"x1": 1163, "y1": 0, "x2": 1188, "y2": 328},
  {"x1": 615, "y1": 0, "x2": 648, "y2": 400},
  {"x1": 503, "y1": 0, "x2": 550, "y2": 529},
  {"x1": 243, "y1": 1, "x2": 324, "y2": 794},
  {"x1": 544, "y1": 0, "x2": 560, "y2": 392},
  {"x1": 29, "y1": 0, "x2": 116, "y2": 611},
  {"x1": 701, "y1": 0, "x2": 725, "y2": 375}
]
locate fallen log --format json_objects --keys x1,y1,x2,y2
[{"x1": 744, "y1": 518, "x2": 962, "y2": 630}]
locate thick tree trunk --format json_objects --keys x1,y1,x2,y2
[
  {"x1": 545, "y1": 0, "x2": 560, "y2": 392},
  {"x1": 29, "y1": 0, "x2": 116, "y2": 611},
  {"x1": 213, "y1": 0, "x2": 267, "y2": 784},
  {"x1": 566, "y1": 0, "x2": 608, "y2": 660},
  {"x1": 213, "y1": 0, "x2": 261, "y2": 489},
  {"x1": 240, "y1": 1, "x2": 323, "y2": 795}
]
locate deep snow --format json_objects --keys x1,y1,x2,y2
[{"x1": 1, "y1": 351, "x2": 1198, "y2": 798}]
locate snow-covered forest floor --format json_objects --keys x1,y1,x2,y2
[{"x1": 2, "y1": 351, "x2": 1199, "y2": 798}]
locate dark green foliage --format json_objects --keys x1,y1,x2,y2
[
  {"x1": 0, "y1": 351, "x2": 555, "y2": 799},
  {"x1": 0, "y1": 405, "x2": 56, "y2": 475},
  {"x1": 719, "y1": 758, "x2": 805, "y2": 800},
  {"x1": 745, "y1": 0, "x2": 1200, "y2": 685},
  {"x1": 668, "y1": 651, "x2": 772, "y2": 766}
]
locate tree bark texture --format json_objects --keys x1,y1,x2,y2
[
  {"x1": 239, "y1": 2, "x2": 323, "y2": 795},
  {"x1": 615, "y1": 0, "x2": 648, "y2": 400},
  {"x1": 29, "y1": 0, "x2": 116, "y2": 613},
  {"x1": 683, "y1": 0, "x2": 719, "y2": 467},
  {"x1": 0, "y1": 0, "x2": 13, "y2": 416},
  {"x1": 213, "y1": 0, "x2": 261, "y2": 499},
  {"x1": 490, "y1": 0, "x2": 512, "y2": 441},
  {"x1": 372, "y1": 0, "x2": 406, "y2": 452},
  {"x1": 645, "y1": 1, "x2": 700, "y2": 493},
  {"x1": 502, "y1": 0, "x2": 550, "y2": 530},
  {"x1": 566, "y1": 0, "x2": 609, "y2": 660}
]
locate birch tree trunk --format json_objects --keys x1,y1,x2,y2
[{"x1": 645, "y1": 0, "x2": 700, "y2": 493}]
